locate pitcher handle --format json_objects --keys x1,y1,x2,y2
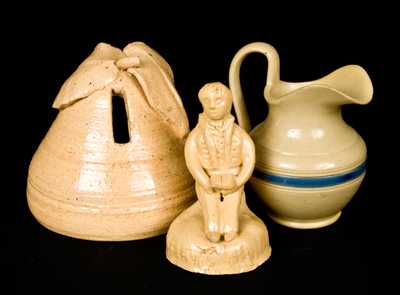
[{"x1": 229, "y1": 42, "x2": 280, "y2": 132}]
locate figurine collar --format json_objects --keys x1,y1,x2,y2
[{"x1": 199, "y1": 113, "x2": 235, "y2": 129}]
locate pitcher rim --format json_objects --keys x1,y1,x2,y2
[{"x1": 265, "y1": 64, "x2": 373, "y2": 105}]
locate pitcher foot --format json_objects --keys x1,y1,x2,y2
[{"x1": 268, "y1": 211, "x2": 342, "y2": 229}]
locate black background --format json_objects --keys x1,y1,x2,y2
[{"x1": 11, "y1": 9, "x2": 385, "y2": 295}]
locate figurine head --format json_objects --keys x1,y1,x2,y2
[{"x1": 199, "y1": 82, "x2": 232, "y2": 120}]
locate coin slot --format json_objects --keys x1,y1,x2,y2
[{"x1": 112, "y1": 94, "x2": 130, "y2": 143}]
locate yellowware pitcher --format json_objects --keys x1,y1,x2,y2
[{"x1": 229, "y1": 42, "x2": 373, "y2": 229}]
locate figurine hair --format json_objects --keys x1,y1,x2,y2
[{"x1": 198, "y1": 82, "x2": 233, "y2": 105}]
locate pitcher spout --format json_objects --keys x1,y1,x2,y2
[
  {"x1": 315, "y1": 64, "x2": 373, "y2": 105},
  {"x1": 265, "y1": 65, "x2": 374, "y2": 106}
]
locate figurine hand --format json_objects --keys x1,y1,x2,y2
[
  {"x1": 205, "y1": 186, "x2": 215, "y2": 194},
  {"x1": 210, "y1": 174, "x2": 237, "y2": 190},
  {"x1": 201, "y1": 179, "x2": 215, "y2": 194}
]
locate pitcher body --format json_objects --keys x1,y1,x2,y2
[{"x1": 229, "y1": 42, "x2": 373, "y2": 229}]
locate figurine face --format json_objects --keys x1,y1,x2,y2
[
  {"x1": 202, "y1": 95, "x2": 230, "y2": 120},
  {"x1": 200, "y1": 86, "x2": 232, "y2": 120}
]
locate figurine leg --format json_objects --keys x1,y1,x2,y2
[
  {"x1": 220, "y1": 188, "x2": 243, "y2": 242},
  {"x1": 195, "y1": 184, "x2": 221, "y2": 242}
]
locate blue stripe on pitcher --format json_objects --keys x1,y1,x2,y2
[{"x1": 253, "y1": 161, "x2": 367, "y2": 188}]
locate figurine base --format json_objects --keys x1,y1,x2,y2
[
  {"x1": 268, "y1": 211, "x2": 342, "y2": 229},
  {"x1": 166, "y1": 202, "x2": 271, "y2": 275}
]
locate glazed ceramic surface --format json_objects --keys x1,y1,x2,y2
[
  {"x1": 27, "y1": 42, "x2": 195, "y2": 241},
  {"x1": 229, "y1": 42, "x2": 373, "y2": 229},
  {"x1": 166, "y1": 83, "x2": 270, "y2": 275}
]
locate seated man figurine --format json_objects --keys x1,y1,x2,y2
[
  {"x1": 166, "y1": 82, "x2": 271, "y2": 275},
  {"x1": 184, "y1": 82, "x2": 255, "y2": 242}
]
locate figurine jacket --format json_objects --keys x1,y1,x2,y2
[{"x1": 196, "y1": 113, "x2": 242, "y2": 174}]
